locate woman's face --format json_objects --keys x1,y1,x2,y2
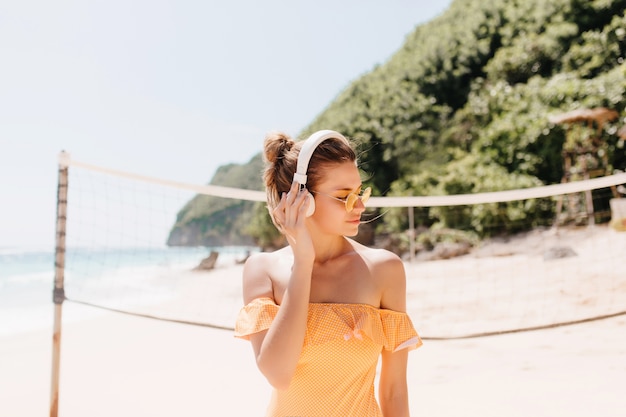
[{"x1": 309, "y1": 161, "x2": 366, "y2": 237}]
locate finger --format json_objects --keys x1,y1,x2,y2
[
  {"x1": 276, "y1": 192, "x2": 287, "y2": 211},
  {"x1": 300, "y1": 190, "x2": 312, "y2": 216},
  {"x1": 272, "y1": 210, "x2": 284, "y2": 228},
  {"x1": 285, "y1": 185, "x2": 305, "y2": 223},
  {"x1": 293, "y1": 187, "x2": 310, "y2": 211},
  {"x1": 297, "y1": 187, "x2": 309, "y2": 205},
  {"x1": 285, "y1": 181, "x2": 299, "y2": 205},
  {"x1": 272, "y1": 193, "x2": 287, "y2": 226},
  {"x1": 291, "y1": 188, "x2": 310, "y2": 223}
]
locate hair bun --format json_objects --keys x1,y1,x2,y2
[{"x1": 263, "y1": 131, "x2": 294, "y2": 164}]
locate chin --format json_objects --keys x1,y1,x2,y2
[{"x1": 344, "y1": 227, "x2": 360, "y2": 237}]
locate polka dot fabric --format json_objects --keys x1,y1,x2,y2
[{"x1": 235, "y1": 297, "x2": 422, "y2": 417}]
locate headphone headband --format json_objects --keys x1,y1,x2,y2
[{"x1": 293, "y1": 130, "x2": 350, "y2": 185}]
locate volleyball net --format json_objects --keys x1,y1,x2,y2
[{"x1": 53, "y1": 152, "x2": 626, "y2": 340}]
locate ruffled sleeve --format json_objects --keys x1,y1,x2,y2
[
  {"x1": 234, "y1": 299, "x2": 423, "y2": 352},
  {"x1": 234, "y1": 297, "x2": 279, "y2": 340},
  {"x1": 379, "y1": 310, "x2": 423, "y2": 352}
]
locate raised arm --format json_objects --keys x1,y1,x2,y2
[{"x1": 242, "y1": 182, "x2": 315, "y2": 390}]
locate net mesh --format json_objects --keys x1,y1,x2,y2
[
  {"x1": 58, "y1": 154, "x2": 626, "y2": 339},
  {"x1": 406, "y1": 221, "x2": 626, "y2": 339},
  {"x1": 62, "y1": 162, "x2": 252, "y2": 330}
]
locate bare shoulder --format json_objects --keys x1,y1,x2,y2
[
  {"x1": 241, "y1": 251, "x2": 276, "y2": 304},
  {"x1": 354, "y1": 242, "x2": 405, "y2": 276},
  {"x1": 353, "y1": 242, "x2": 407, "y2": 311},
  {"x1": 241, "y1": 247, "x2": 292, "y2": 304}
]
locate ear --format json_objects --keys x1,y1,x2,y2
[{"x1": 305, "y1": 194, "x2": 315, "y2": 217}]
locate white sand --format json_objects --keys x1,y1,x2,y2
[{"x1": 1, "y1": 225, "x2": 625, "y2": 416}]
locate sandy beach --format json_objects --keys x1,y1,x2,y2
[{"x1": 1, "y1": 225, "x2": 625, "y2": 416}]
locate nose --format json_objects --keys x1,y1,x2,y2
[{"x1": 352, "y1": 196, "x2": 366, "y2": 212}]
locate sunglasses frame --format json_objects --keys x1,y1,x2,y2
[{"x1": 311, "y1": 187, "x2": 371, "y2": 212}]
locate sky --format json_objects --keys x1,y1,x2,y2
[{"x1": 0, "y1": 0, "x2": 452, "y2": 249}]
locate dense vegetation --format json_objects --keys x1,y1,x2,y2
[
  {"x1": 168, "y1": 0, "x2": 626, "y2": 253},
  {"x1": 166, "y1": 154, "x2": 264, "y2": 247}
]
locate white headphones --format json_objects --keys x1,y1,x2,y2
[{"x1": 293, "y1": 129, "x2": 350, "y2": 217}]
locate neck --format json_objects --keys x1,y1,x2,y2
[{"x1": 312, "y1": 236, "x2": 352, "y2": 265}]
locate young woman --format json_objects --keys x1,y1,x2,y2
[{"x1": 235, "y1": 129, "x2": 422, "y2": 417}]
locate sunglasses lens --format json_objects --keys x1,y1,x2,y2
[
  {"x1": 361, "y1": 187, "x2": 371, "y2": 204},
  {"x1": 345, "y1": 187, "x2": 372, "y2": 211},
  {"x1": 346, "y1": 194, "x2": 358, "y2": 212}
]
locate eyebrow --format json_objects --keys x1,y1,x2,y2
[{"x1": 331, "y1": 185, "x2": 363, "y2": 193}]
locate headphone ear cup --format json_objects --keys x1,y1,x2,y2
[{"x1": 305, "y1": 193, "x2": 315, "y2": 217}]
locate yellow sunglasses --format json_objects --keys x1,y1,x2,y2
[{"x1": 311, "y1": 187, "x2": 371, "y2": 212}]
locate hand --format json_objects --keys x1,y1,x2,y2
[{"x1": 273, "y1": 181, "x2": 314, "y2": 262}]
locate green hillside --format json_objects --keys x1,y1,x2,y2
[
  {"x1": 168, "y1": 0, "x2": 626, "y2": 250},
  {"x1": 166, "y1": 154, "x2": 264, "y2": 246}
]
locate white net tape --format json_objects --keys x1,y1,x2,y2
[{"x1": 60, "y1": 152, "x2": 626, "y2": 207}]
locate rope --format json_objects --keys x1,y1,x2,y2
[
  {"x1": 66, "y1": 297, "x2": 236, "y2": 332},
  {"x1": 420, "y1": 310, "x2": 626, "y2": 340},
  {"x1": 65, "y1": 297, "x2": 626, "y2": 340},
  {"x1": 59, "y1": 151, "x2": 626, "y2": 208}
]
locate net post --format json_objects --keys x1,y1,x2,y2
[
  {"x1": 583, "y1": 171, "x2": 595, "y2": 226},
  {"x1": 50, "y1": 151, "x2": 69, "y2": 417},
  {"x1": 408, "y1": 206, "x2": 415, "y2": 262}
]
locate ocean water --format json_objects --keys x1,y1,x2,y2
[{"x1": 0, "y1": 246, "x2": 254, "y2": 337}]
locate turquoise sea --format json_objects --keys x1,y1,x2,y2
[{"x1": 0, "y1": 246, "x2": 254, "y2": 337}]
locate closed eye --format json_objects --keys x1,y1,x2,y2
[{"x1": 336, "y1": 187, "x2": 364, "y2": 200}]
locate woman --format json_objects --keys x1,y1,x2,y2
[{"x1": 235, "y1": 129, "x2": 422, "y2": 417}]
